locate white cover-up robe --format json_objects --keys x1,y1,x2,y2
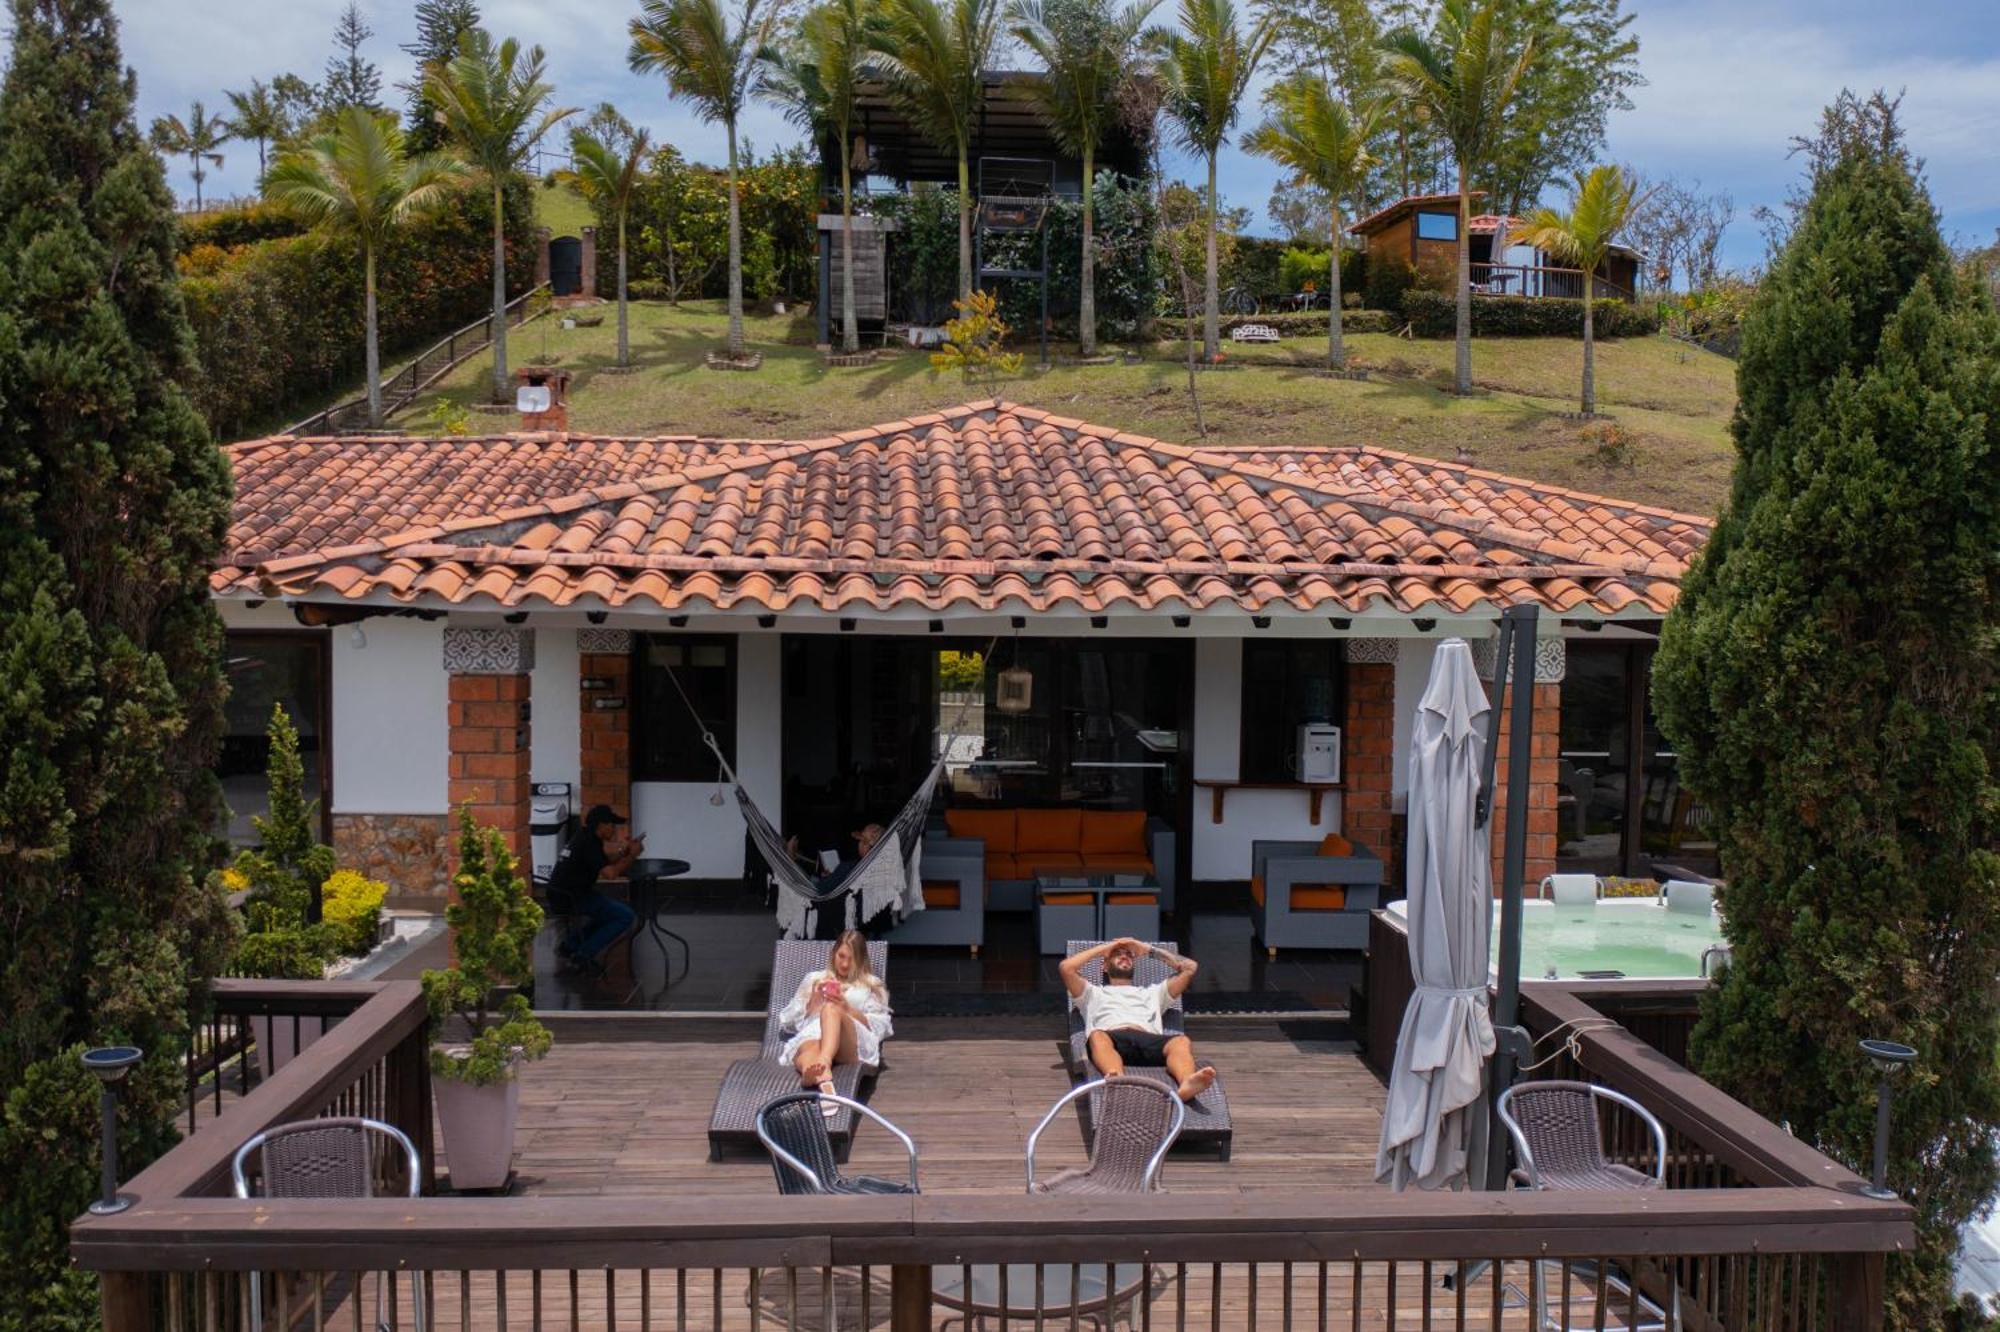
[{"x1": 775, "y1": 970, "x2": 894, "y2": 1068}]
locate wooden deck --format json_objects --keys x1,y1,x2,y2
[{"x1": 500, "y1": 1016, "x2": 1386, "y2": 1196}]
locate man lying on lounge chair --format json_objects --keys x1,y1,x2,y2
[{"x1": 1061, "y1": 937, "x2": 1216, "y2": 1102}]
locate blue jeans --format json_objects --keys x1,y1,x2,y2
[{"x1": 565, "y1": 891, "x2": 636, "y2": 962}]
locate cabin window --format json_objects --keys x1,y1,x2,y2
[
  {"x1": 1415, "y1": 211, "x2": 1458, "y2": 242},
  {"x1": 634, "y1": 636, "x2": 737, "y2": 780},
  {"x1": 1239, "y1": 641, "x2": 1345, "y2": 783},
  {"x1": 221, "y1": 631, "x2": 330, "y2": 845}
]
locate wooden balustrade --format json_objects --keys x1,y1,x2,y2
[{"x1": 87, "y1": 973, "x2": 1905, "y2": 1332}]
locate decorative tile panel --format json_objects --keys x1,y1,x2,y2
[
  {"x1": 1470, "y1": 634, "x2": 1566, "y2": 683},
  {"x1": 578, "y1": 627, "x2": 634, "y2": 654},
  {"x1": 442, "y1": 627, "x2": 536, "y2": 674},
  {"x1": 1343, "y1": 638, "x2": 1399, "y2": 664}
]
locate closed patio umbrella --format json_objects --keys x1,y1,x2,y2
[{"x1": 1376, "y1": 638, "x2": 1495, "y2": 1190}]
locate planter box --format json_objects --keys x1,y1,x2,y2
[{"x1": 433, "y1": 1068, "x2": 522, "y2": 1192}]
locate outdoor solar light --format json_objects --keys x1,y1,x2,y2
[
  {"x1": 80, "y1": 1045, "x2": 143, "y2": 1215},
  {"x1": 1859, "y1": 1038, "x2": 1916, "y2": 1200}
]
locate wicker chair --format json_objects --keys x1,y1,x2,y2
[
  {"x1": 756, "y1": 1092, "x2": 920, "y2": 1195},
  {"x1": 1026, "y1": 1078, "x2": 1184, "y2": 1195},
  {"x1": 1497, "y1": 1081, "x2": 1678, "y2": 1330},
  {"x1": 230, "y1": 1116, "x2": 425, "y2": 1332}
]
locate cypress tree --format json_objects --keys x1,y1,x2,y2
[
  {"x1": 0, "y1": 0, "x2": 237, "y2": 1320},
  {"x1": 1653, "y1": 95, "x2": 2000, "y2": 1325}
]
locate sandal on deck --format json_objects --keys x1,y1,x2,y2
[{"x1": 818, "y1": 1080, "x2": 839, "y2": 1116}]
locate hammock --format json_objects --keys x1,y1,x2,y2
[{"x1": 658, "y1": 642, "x2": 993, "y2": 939}]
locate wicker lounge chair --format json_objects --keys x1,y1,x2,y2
[
  {"x1": 231, "y1": 1116, "x2": 425, "y2": 1332},
  {"x1": 707, "y1": 938, "x2": 888, "y2": 1162},
  {"x1": 1026, "y1": 1078, "x2": 1184, "y2": 1194},
  {"x1": 757, "y1": 1091, "x2": 920, "y2": 1195},
  {"x1": 1062, "y1": 940, "x2": 1233, "y2": 1160}
]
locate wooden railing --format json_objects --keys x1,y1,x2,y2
[
  {"x1": 282, "y1": 282, "x2": 552, "y2": 437},
  {"x1": 79, "y1": 975, "x2": 1907, "y2": 1332},
  {"x1": 1472, "y1": 262, "x2": 1633, "y2": 302}
]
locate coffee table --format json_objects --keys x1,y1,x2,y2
[
  {"x1": 933, "y1": 1261, "x2": 1149, "y2": 1326},
  {"x1": 1032, "y1": 872, "x2": 1161, "y2": 953}
]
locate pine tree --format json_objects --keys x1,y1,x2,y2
[
  {"x1": 1653, "y1": 96, "x2": 2000, "y2": 1326},
  {"x1": 324, "y1": 2, "x2": 384, "y2": 111},
  {"x1": 0, "y1": 0, "x2": 237, "y2": 1320},
  {"x1": 401, "y1": 0, "x2": 480, "y2": 151}
]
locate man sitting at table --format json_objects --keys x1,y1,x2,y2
[
  {"x1": 546, "y1": 805, "x2": 644, "y2": 976},
  {"x1": 1060, "y1": 937, "x2": 1216, "y2": 1102}
]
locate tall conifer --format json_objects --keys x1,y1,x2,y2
[
  {"x1": 0, "y1": 0, "x2": 237, "y2": 1318},
  {"x1": 1654, "y1": 97, "x2": 2000, "y2": 1324}
]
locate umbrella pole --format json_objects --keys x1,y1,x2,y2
[{"x1": 1484, "y1": 603, "x2": 1541, "y2": 1191}]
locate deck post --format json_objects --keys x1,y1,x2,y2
[
  {"x1": 1828, "y1": 1253, "x2": 1886, "y2": 1332},
  {"x1": 889, "y1": 1264, "x2": 930, "y2": 1331},
  {"x1": 99, "y1": 1272, "x2": 153, "y2": 1332}
]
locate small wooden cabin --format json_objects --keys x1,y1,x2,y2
[{"x1": 1348, "y1": 193, "x2": 1642, "y2": 301}]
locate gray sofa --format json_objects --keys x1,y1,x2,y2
[
  {"x1": 886, "y1": 835, "x2": 986, "y2": 953},
  {"x1": 1248, "y1": 838, "x2": 1384, "y2": 953}
]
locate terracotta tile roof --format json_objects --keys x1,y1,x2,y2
[{"x1": 216, "y1": 402, "x2": 1708, "y2": 619}]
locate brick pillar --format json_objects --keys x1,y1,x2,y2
[
  {"x1": 533, "y1": 226, "x2": 552, "y2": 289},
  {"x1": 1342, "y1": 642, "x2": 1399, "y2": 884},
  {"x1": 581, "y1": 226, "x2": 599, "y2": 298},
  {"x1": 444, "y1": 629, "x2": 535, "y2": 865},
  {"x1": 1485, "y1": 640, "x2": 1563, "y2": 890},
  {"x1": 579, "y1": 628, "x2": 634, "y2": 816}
]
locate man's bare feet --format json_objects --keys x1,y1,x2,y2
[{"x1": 1176, "y1": 1066, "x2": 1217, "y2": 1102}]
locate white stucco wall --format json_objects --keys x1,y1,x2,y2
[
  {"x1": 330, "y1": 617, "x2": 448, "y2": 814},
  {"x1": 631, "y1": 632, "x2": 783, "y2": 878},
  {"x1": 530, "y1": 627, "x2": 581, "y2": 796},
  {"x1": 1189, "y1": 637, "x2": 1346, "y2": 881}
]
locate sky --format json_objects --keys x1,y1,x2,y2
[{"x1": 65, "y1": 0, "x2": 2000, "y2": 273}]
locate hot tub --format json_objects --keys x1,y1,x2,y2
[{"x1": 1384, "y1": 896, "x2": 1725, "y2": 980}]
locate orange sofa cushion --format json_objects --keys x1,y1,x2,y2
[
  {"x1": 922, "y1": 882, "x2": 961, "y2": 909},
  {"x1": 947, "y1": 808, "x2": 1016, "y2": 853},
  {"x1": 984, "y1": 854, "x2": 1022, "y2": 881},
  {"x1": 1020, "y1": 851, "x2": 1084, "y2": 873},
  {"x1": 1106, "y1": 893, "x2": 1155, "y2": 904},
  {"x1": 1251, "y1": 876, "x2": 1347, "y2": 911},
  {"x1": 1040, "y1": 891, "x2": 1094, "y2": 905},
  {"x1": 1015, "y1": 808, "x2": 1084, "y2": 853},
  {"x1": 1318, "y1": 832, "x2": 1355, "y2": 857},
  {"x1": 1081, "y1": 853, "x2": 1155, "y2": 874},
  {"x1": 1079, "y1": 810, "x2": 1147, "y2": 856}
]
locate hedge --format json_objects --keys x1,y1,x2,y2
[
  {"x1": 177, "y1": 199, "x2": 308, "y2": 253},
  {"x1": 1401, "y1": 290, "x2": 1662, "y2": 339},
  {"x1": 179, "y1": 180, "x2": 535, "y2": 438},
  {"x1": 1166, "y1": 308, "x2": 1396, "y2": 339}
]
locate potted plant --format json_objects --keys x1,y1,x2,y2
[
  {"x1": 229, "y1": 704, "x2": 340, "y2": 1075},
  {"x1": 422, "y1": 808, "x2": 553, "y2": 1191}
]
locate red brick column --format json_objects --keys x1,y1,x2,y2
[
  {"x1": 533, "y1": 226, "x2": 552, "y2": 289},
  {"x1": 581, "y1": 226, "x2": 599, "y2": 298},
  {"x1": 1343, "y1": 654, "x2": 1398, "y2": 882},
  {"x1": 443, "y1": 628, "x2": 535, "y2": 868},
  {"x1": 1490, "y1": 680, "x2": 1561, "y2": 890},
  {"x1": 579, "y1": 629, "x2": 633, "y2": 817}
]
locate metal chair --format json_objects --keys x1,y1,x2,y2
[
  {"x1": 1538, "y1": 873, "x2": 1604, "y2": 906},
  {"x1": 231, "y1": 1116, "x2": 426, "y2": 1332},
  {"x1": 756, "y1": 1092, "x2": 920, "y2": 1195},
  {"x1": 1026, "y1": 1078, "x2": 1184, "y2": 1195},
  {"x1": 1497, "y1": 1081, "x2": 1678, "y2": 1330}
]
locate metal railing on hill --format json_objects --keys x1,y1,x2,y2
[{"x1": 282, "y1": 282, "x2": 552, "y2": 437}]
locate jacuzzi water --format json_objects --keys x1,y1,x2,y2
[{"x1": 1387, "y1": 897, "x2": 1725, "y2": 979}]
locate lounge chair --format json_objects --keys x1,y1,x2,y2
[
  {"x1": 1061, "y1": 940, "x2": 1233, "y2": 1160},
  {"x1": 707, "y1": 938, "x2": 888, "y2": 1162}
]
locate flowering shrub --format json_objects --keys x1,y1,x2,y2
[
  {"x1": 179, "y1": 179, "x2": 535, "y2": 438},
  {"x1": 930, "y1": 290, "x2": 1023, "y2": 384},
  {"x1": 322, "y1": 869, "x2": 388, "y2": 956},
  {"x1": 422, "y1": 809, "x2": 552, "y2": 1087}
]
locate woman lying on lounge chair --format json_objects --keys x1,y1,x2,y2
[{"x1": 777, "y1": 930, "x2": 894, "y2": 1114}]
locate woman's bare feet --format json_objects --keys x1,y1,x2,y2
[
  {"x1": 1176, "y1": 1066, "x2": 1217, "y2": 1102},
  {"x1": 799, "y1": 1059, "x2": 827, "y2": 1087}
]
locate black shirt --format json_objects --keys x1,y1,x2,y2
[{"x1": 545, "y1": 827, "x2": 608, "y2": 908}]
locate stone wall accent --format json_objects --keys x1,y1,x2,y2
[
  {"x1": 443, "y1": 626, "x2": 536, "y2": 675},
  {"x1": 448, "y1": 672, "x2": 532, "y2": 862},
  {"x1": 332, "y1": 813, "x2": 451, "y2": 906},
  {"x1": 580, "y1": 648, "x2": 633, "y2": 817},
  {"x1": 1489, "y1": 681, "x2": 1561, "y2": 889},
  {"x1": 1342, "y1": 662, "x2": 1397, "y2": 883}
]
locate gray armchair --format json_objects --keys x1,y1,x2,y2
[
  {"x1": 1248, "y1": 838, "x2": 1384, "y2": 954},
  {"x1": 888, "y1": 834, "x2": 986, "y2": 953}
]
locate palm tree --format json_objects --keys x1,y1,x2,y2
[
  {"x1": 873, "y1": 0, "x2": 1005, "y2": 300},
  {"x1": 265, "y1": 109, "x2": 466, "y2": 427},
  {"x1": 225, "y1": 80, "x2": 288, "y2": 187},
  {"x1": 149, "y1": 101, "x2": 230, "y2": 210},
  {"x1": 1379, "y1": 0, "x2": 1534, "y2": 395},
  {"x1": 758, "y1": 0, "x2": 883, "y2": 355},
  {"x1": 631, "y1": 0, "x2": 779, "y2": 361},
  {"x1": 558, "y1": 129, "x2": 653, "y2": 368},
  {"x1": 1244, "y1": 77, "x2": 1376, "y2": 370},
  {"x1": 1155, "y1": 0, "x2": 1271, "y2": 362},
  {"x1": 425, "y1": 29, "x2": 577, "y2": 401},
  {"x1": 1010, "y1": 0, "x2": 1162, "y2": 356},
  {"x1": 1511, "y1": 164, "x2": 1648, "y2": 416}
]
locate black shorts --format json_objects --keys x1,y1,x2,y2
[{"x1": 1102, "y1": 1030, "x2": 1173, "y2": 1066}]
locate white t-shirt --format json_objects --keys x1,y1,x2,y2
[{"x1": 1080, "y1": 980, "x2": 1171, "y2": 1036}]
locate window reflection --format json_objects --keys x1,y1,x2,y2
[{"x1": 221, "y1": 633, "x2": 327, "y2": 846}]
